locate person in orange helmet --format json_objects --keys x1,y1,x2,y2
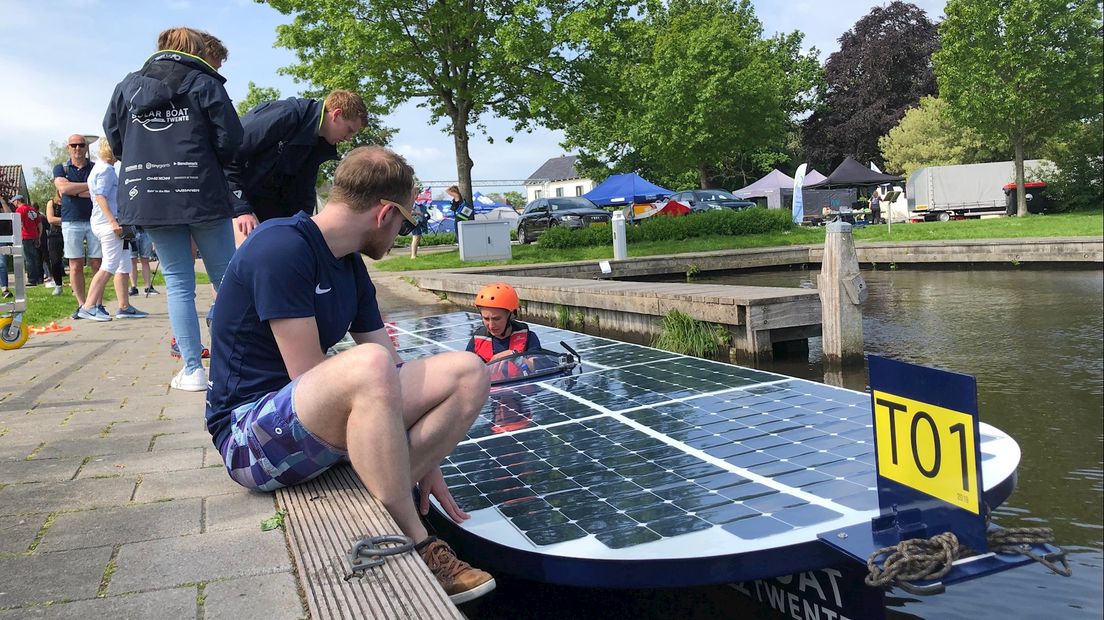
[{"x1": 465, "y1": 283, "x2": 542, "y2": 362}]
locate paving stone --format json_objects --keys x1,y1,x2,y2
[
  {"x1": 0, "y1": 456, "x2": 83, "y2": 484},
  {"x1": 31, "y1": 434, "x2": 153, "y2": 460},
  {"x1": 0, "y1": 514, "x2": 46, "y2": 553},
  {"x1": 0, "y1": 587, "x2": 198, "y2": 619},
  {"x1": 0, "y1": 477, "x2": 136, "y2": 516},
  {"x1": 204, "y1": 571, "x2": 305, "y2": 619},
  {"x1": 206, "y1": 491, "x2": 278, "y2": 533},
  {"x1": 78, "y1": 448, "x2": 204, "y2": 479},
  {"x1": 109, "y1": 528, "x2": 291, "y2": 593},
  {"x1": 111, "y1": 417, "x2": 206, "y2": 437},
  {"x1": 151, "y1": 431, "x2": 214, "y2": 451},
  {"x1": 0, "y1": 546, "x2": 113, "y2": 608},
  {"x1": 134, "y1": 466, "x2": 242, "y2": 502},
  {"x1": 38, "y1": 498, "x2": 202, "y2": 552}
]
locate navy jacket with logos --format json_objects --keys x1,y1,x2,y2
[
  {"x1": 103, "y1": 50, "x2": 243, "y2": 226},
  {"x1": 225, "y1": 98, "x2": 338, "y2": 222}
]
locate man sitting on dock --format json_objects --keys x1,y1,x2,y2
[{"x1": 206, "y1": 146, "x2": 496, "y2": 604}]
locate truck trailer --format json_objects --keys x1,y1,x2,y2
[{"x1": 906, "y1": 160, "x2": 1049, "y2": 221}]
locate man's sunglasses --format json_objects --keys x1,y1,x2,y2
[
  {"x1": 69, "y1": 143, "x2": 87, "y2": 148},
  {"x1": 381, "y1": 199, "x2": 419, "y2": 236}
]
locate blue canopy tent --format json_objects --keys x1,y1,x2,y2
[{"x1": 583, "y1": 173, "x2": 672, "y2": 207}]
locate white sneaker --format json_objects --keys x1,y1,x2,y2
[
  {"x1": 170, "y1": 366, "x2": 208, "y2": 392},
  {"x1": 52, "y1": 285, "x2": 63, "y2": 296}
]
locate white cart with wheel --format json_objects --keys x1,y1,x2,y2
[{"x1": 0, "y1": 213, "x2": 29, "y2": 350}]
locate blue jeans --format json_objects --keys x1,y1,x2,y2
[{"x1": 145, "y1": 220, "x2": 235, "y2": 372}]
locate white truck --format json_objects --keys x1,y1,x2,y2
[{"x1": 906, "y1": 160, "x2": 1049, "y2": 221}]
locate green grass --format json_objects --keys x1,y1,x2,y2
[
  {"x1": 653, "y1": 310, "x2": 731, "y2": 357},
  {"x1": 6, "y1": 267, "x2": 210, "y2": 326},
  {"x1": 375, "y1": 212, "x2": 1102, "y2": 273}
]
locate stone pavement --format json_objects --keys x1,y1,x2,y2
[{"x1": 0, "y1": 260, "x2": 452, "y2": 618}]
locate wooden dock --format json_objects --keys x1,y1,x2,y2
[
  {"x1": 277, "y1": 465, "x2": 462, "y2": 619},
  {"x1": 413, "y1": 273, "x2": 822, "y2": 361}
]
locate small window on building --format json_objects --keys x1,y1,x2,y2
[
  {"x1": 534, "y1": 190, "x2": 542, "y2": 199},
  {"x1": 555, "y1": 187, "x2": 564, "y2": 197},
  {"x1": 575, "y1": 185, "x2": 583, "y2": 196}
]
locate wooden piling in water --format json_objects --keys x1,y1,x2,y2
[{"x1": 818, "y1": 221, "x2": 866, "y2": 366}]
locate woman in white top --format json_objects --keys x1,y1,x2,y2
[{"x1": 78, "y1": 138, "x2": 147, "y2": 321}]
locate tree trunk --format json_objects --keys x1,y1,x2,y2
[
  {"x1": 698, "y1": 163, "x2": 710, "y2": 189},
  {"x1": 451, "y1": 105, "x2": 474, "y2": 207},
  {"x1": 1014, "y1": 135, "x2": 1027, "y2": 217}
]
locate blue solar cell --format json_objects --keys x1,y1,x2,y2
[
  {"x1": 595, "y1": 525, "x2": 662, "y2": 549},
  {"x1": 527, "y1": 522, "x2": 589, "y2": 546},
  {"x1": 724, "y1": 515, "x2": 793, "y2": 539},
  {"x1": 772, "y1": 504, "x2": 844, "y2": 527},
  {"x1": 695, "y1": 501, "x2": 759, "y2": 524}
]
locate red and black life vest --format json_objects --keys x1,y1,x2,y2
[{"x1": 471, "y1": 322, "x2": 530, "y2": 363}]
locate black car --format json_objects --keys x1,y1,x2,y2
[
  {"x1": 669, "y1": 189, "x2": 756, "y2": 212},
  {"x1": 517, "y1": 197, "x2": 612, "y2": 244}
]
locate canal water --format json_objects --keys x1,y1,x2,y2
[{"x1": 382, "y1": 267, "x2": 1103, "y2": 619}]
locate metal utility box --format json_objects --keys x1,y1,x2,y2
[{"x1": 458, "y1": 220, "x2": 512, "y2": 262}]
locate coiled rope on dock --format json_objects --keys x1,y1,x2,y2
[{"x1": 865, "y1": 526, "x2": 1071, "y2": 595}]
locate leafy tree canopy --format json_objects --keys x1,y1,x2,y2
[
  {"x1": 28, "y1": 141, "x2": 68, "y2": 206},
  {"x1": 879, "y1": 96, "x2": 1008, "y2": 179},
  {"x1": 557, "y1": 0, "x2": 819, "y2": 190},
  {"x1": 935, "y1": 0, "x2": 1103, "y2": 215},
  {"x1": 265, "y1": 0, "x2": 623, "y2": 206},
  {"x1": 236, "y1": 81, "x2": 282, "y2": 117},
  {"x1": 801, "y1": 1, "x2": 940, "y2": 171}
]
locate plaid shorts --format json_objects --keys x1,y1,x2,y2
[{"x1": 219, "y1": 379, "x2": 348, "y2": 492}]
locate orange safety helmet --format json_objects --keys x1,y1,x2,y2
[{"x1": 475, "y1": 282, "x2": 520, "y2": 313}]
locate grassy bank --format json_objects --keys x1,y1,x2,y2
[
  {"x1": 9, "y1": 269, "x2": 209, "y2": 327},
  {"x1": 376, "y1": 211, "x2": 1103, "y2": 272}
]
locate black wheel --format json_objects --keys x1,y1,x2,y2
[
  {"x1": 518, "y1": 227, "x2": 529, "y2": 244},
  {"x1": 938, "y1": 212, "x2": 951, "y2": 222}
]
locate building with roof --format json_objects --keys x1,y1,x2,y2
[
  {"x1": 0, "y1": 165, "x2": 29, "y2": 204},
  {"x1": 524, "y1": 155, "x2": 596, "y2": 203}
]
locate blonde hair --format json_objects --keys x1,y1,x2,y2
[
  {"x1": 156, "y1": 27, "x2": 205, "y2": 57},
  {"x1": 97, "y1": 137, "x2": 115, "y2": 162},
  {"x1": 330, "y1": 146, "x2": 415, "y2": 214},
  {"x1": 324, "y1": 90, "x2": 369, "y2": 125}
]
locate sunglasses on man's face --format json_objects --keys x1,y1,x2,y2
[
  {"x1": 380, "y1": 199, "x2": 418, "y2": 236},
  {"x1": 69, "y1": 143, "x2": 87, "y2": 148}
]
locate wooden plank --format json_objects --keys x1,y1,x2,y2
[{"x1": 277, "y1": 465, "x2": 463, "y2": 620}]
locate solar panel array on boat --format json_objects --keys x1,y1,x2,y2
[{"x1": 386, "y1": 312, "x2": 1019, "y2": 562}]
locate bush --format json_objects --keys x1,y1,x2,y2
[
  {"x1": 536, "y1": 208, "x2": 795, "y2": 248},
  {"x1": 393, "y1": 232, "x2": 456, "y2": 247},
  {"x1": 1039, "y1": 116, "x2": 1103, "y2": 213}
]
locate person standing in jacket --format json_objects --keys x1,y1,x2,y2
[
  {"x1": 53, "y1": 135, "x2": 101, "y2": 313},
  {"x1": 104, "y1": 27, "x2": 242, "y2": 391},
  {"x1": 447, "y1": 185, "x2": 474, "y2": 222},
  {"x1": 226, "y1": 89, "x2": 368, "y2": 245}
]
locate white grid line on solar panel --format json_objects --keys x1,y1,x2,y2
[{"x1": 580, "y1": 388, "x2": 869, "y2": 518}]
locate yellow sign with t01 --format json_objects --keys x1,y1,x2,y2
[{"x1": 872, "y1": 391, "x2": 980, "y2": 514}]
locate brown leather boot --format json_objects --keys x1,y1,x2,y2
[{"x1": 417, "y1": 537, "x2": 496, "y2": 604}]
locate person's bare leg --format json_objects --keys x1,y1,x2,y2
[
  {"x1": 82, "y1": 268, "x2": 111, "y2": 310},
  {"x1": 69, "y1": 258, "x2": 87, "y2": 306},
  {"x1": 140, "y1": 257, "x2": 151, "y2": 289},
  {"x1": 291, "y1": 344, "x2": 431, "y2": 540},
  {"x1": 397, "y1": 352, "x2": 489, "y2": 480},
  {"x1": 114, "y1": 272, "x2": 131, "y2": 310},
  {"x1": 410, "y1": 235, "x2": 420, "y2": 259}
]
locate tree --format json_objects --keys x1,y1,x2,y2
[
  {"x1": 265, "y1": 0, "x2": 613, "y2": 209},
  {"x1": 558, "y1": 0, "x2": 819, "y2": 189},
  {"x1": 878, "y1": 96, "x2": 1008, "y2": 179},
  {"x1": 1038, "y1": 114, "x2": 1104, "y2": 212},
  {"x1": 501, "y1": 191, "x2": 525, "y2": 207},
  {"x1": 935, "y1": 0, "x2": 1103, "y2": 217},
  {"x1": 28, "y1": 141, "x2": 68, "y2": 206},
  {"x1": 801, "y1": 1, "x2": 940, "y2": 171},
  {"x1": 235, "y1": 81, "x2": 282, "y2": 116}
]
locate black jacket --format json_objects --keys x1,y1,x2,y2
[
  {"x1": 225, "y1": 98, "x2": 338, "y2": 221},
  {"x1": 103, "y1": 51, "x2": 243, "y2": 226}
]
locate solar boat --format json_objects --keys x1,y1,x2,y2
[{"x1": 383, "y1": 312, "x2": 1041, "y2": 604}]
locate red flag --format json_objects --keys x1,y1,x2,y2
[{"x1": 415, "y1": 187, "x2": 433, "y2": 205}]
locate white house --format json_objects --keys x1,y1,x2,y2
[{"x1": 524, "y1": 155, "x2": 596, "y2": 203}]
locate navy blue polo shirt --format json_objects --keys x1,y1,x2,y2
[
  {"x1": 205, "y1": 212, "x2": 383, "y2": 449},
  {"x1": 52, "y1": 160, "x2": 94, "y2": 222}
]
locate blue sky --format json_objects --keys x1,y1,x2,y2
[{"x1": 0, "y1": 0, "x2": 945, "y2": 195}]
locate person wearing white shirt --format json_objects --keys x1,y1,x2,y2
[{"x1": 77, "y1": 139, "x2": 147, "y2": 321}]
